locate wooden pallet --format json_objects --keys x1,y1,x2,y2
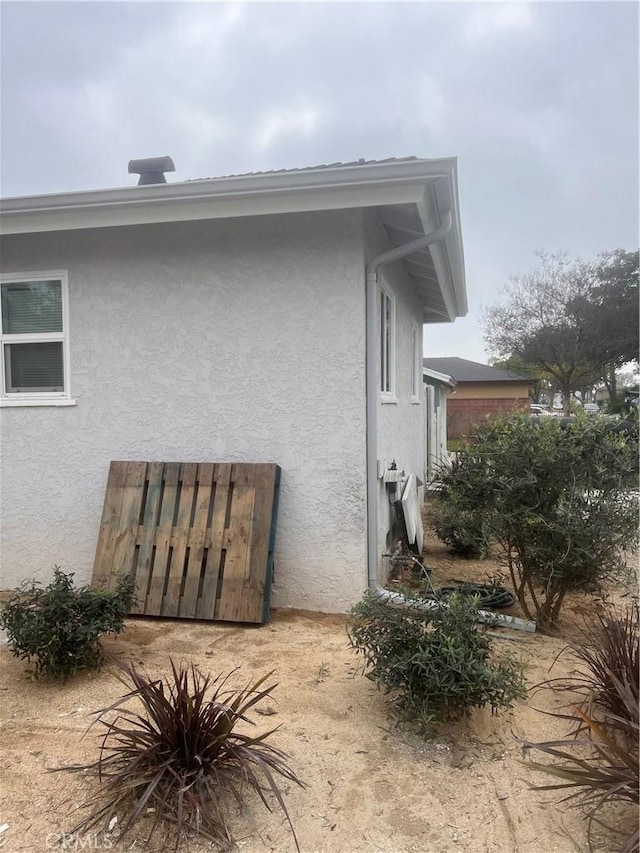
[{"x1": 91, "y1": 461, "x2": 280, "y2": 623}]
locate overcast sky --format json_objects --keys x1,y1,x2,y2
[{"x1": 1, "y1": 1, "x2": 637, "y2": 362}]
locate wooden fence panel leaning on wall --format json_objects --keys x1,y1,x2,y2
[{"x1": 91, "y1": 461, "x2": 281, "y2": 624}]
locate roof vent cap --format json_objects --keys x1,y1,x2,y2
[{"x1": 128, "y1": 156, "x2": 176, "y2": 185}]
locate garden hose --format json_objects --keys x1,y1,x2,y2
[{"x1": 427, "y1": 581, "x2": 516, "y2": 610}]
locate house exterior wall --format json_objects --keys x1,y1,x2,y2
[
  {"x1": 0, "y1": 210, "x2": 369, "y2": 613},
  {"x1": 452, "y1": 381, "x2": 531, "y2": 400},
  {"x1": 362, "y1": 211, "x2": 426, "y2": 580},
  {"x1": 447, "y1": 381, "x2": 530, "y2": 440},
  {"x1": 424, "y1": 382, "x2": 449, "y2": 481}
]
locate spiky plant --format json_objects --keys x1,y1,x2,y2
[
  {"x1": 522, "y1": 680, "x2": 639, "y2": 853},
  {"x1": 567, "y1": 602, "x2": 639, "y2": 727},
  {"x1": 536, "y1": 601, "x2": 639, "y2": 743},
  {"x1": 522, "y1": 603, "x2": 640, "y2": 852},
  {"x1": 61, "y1": 661, "x2": 304, "y2": 851}
]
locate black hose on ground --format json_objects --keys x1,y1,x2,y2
[{"x1": 427, "y1": 582, "x2": 516, "y2": 610}]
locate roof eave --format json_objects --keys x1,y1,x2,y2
[
  {"x1": 415, "y1": 160, "x2": 467, "y2": 322},
  {"x1": 0, "y1": 158, "x2": 457, "y2": 235},
  {"x1": 423, "y1": 367, "x2": 457, "y2": 388}
]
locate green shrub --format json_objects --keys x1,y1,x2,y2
[
  {"x1": 0, "y1": 568, "x2": 135, "y2": 678},
  {"x1": 348, "y1": 590, "x2": 526, "y2": 731},
  {"x1": 62, "y1": 662, "x2": 304, "y2": 852},
  {"x1": 428, "y1": 455, "x2": 493, "y2": 558},
  {"x1": 430, "y1": 416, "x2": 639, "y2": 630}
]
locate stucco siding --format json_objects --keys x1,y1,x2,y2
[
  {"x1": 362, "y1": 210, "x2": 426, "y2": 578},
  {"x1": 0, "y1": 211, "x2": 368, "y2": 613},
  {"x1": 375, "y1": 260, "x2": 425, "y2": 565}
]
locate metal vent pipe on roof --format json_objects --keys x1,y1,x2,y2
[{"x1": 128, "y1": 156, "x2": 176, "y2": 185}]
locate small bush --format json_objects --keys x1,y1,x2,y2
[
  {"x1": 428, "y1": 455, "x2": 493, "y2": 558},
  {"x1": 428, "y1": 501, "x2": 491, "y2": 560},
  {"x1": 348, "y1": 591, "x2": 526, "y2": 731},
  {"x1": 63, "y1": 662, "x2": 304, "y2": 851},
  {"x1": 522, "y1": 602, "x2": 639, "y2": 852},
  {"x1": 0, "y1": 568, "x2": 135, "y2": 678}
]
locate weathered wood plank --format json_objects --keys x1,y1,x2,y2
[
  {"x1": 217, "y1": 465, "x2": 256, "y2": 621},
  {"x1": 196, "y1": 463, "x2": 231, "y2": 620},
  {"x1": 111, "y1": 462, "x2": 147, "y2": 583},
  {"x1": 91, "y1": 461, "x2": 129, "y2": 591},
  {"x1": 180, "y1": 462, "x2": 214, "y2": 617},
  {"x1": 163, "y1": 462, "x2": 198, "y2": 617},
  {"x1": 130, "y1": 461, "x2": 164, "y2": 614},
  {"x1": 146, "y1": 462, "x2": 179, "y2": 616},
  {"x1": 240, "y1": 464, "x2": 278, "y2": 622}
]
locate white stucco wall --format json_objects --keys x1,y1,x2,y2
[
  {"x1": 375, "y1": 260, "x2": 426, "y2": 566},
  {"x1": 362, "y1": 211, "x2": 427, "y2": 578},
  {"x1": 0, "y1": 210, "x2": 368, "y2": 613}
]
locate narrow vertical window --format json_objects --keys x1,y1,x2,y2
[
  {"x1": 380, "y1": 288, "x2": 395, "y2": 399},
  {"x1": 411, "y1": 325, "x2": 420, "y2": 402}
]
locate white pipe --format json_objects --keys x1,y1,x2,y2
[
  {"x1": 363, "y1": 208, "x2": 536, "y2": 634},
  {"x1": 375, "y1": 587, "x2": 536, "y2": 632}
]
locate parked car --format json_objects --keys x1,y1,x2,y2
[
  {"x1": 530, "y1": 404, "x2": 553, "y2": 416},
  {"x1": 583, "y1": 402, "x2": 600, "y2": 415}
]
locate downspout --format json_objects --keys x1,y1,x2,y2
[{"x1": 364, "y1": 210, "x2": 535, "y2": 633}]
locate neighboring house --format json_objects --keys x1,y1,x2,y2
[
  {"x1": 0, "y1": 157, "x2": 466, "y2": 614},
  {"x1": 423, "y1": 364, "x2": 456, "y2": 481},
  {"x1": 422, "y1": 357, "x2": 532, "y2": 441}
]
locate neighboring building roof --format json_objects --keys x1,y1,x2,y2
[
  {"x1": 0, "y1": 156, "x2": 467, "y2": 323},
  {"x1": 423, "y1": 366, "x2": 457, "y2": 388},
  {"x1": 423, "y1": 357, "x2": 530, "y2": 383}
]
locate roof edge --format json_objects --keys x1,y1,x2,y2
[
  {"x1": 423, "y1": 366, "x2": 457, "y2": 387},
  {"x1": 1, "y1": 157, "x2": 457, "y2": 222}
]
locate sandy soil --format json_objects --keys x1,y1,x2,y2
[{"x1": 0, "y1": 535, "x2": 635, "y2": 853}]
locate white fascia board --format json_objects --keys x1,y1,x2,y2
[
  {"x1": 445, "y1": 160, "x2": 468, "y2": 317},
  {"x1": 423, "y1": 366, "x2": 457, "y2": 388},
  {"x1": 1, "y1": 182, "x2": 427, "y2": 235},
  {"x1": 415, "y1": 160, "x2": 467, "y2": 321},
  {"x1": 0, "y1": 158, "x2": 455, "y2": 235}
]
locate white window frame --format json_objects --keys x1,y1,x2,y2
[
  {"x1": 380, "y1": 286, "x2": 397, "y2": 402},
  {"x1": 0, "y1": 270, "x2": 75, "y2": 407},
  {"x1": 410, "y1": 324, "x2": 421, "y2": 404}
]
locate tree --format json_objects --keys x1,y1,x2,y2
[
  {"x1": 484, "y1": 250, "x2": 639, "y2": 414},
  {"x1": 484, "y1": 252, "x2": 597, "y2": 415},
  {"x1": 571, "y1": 249, "x2": 639, "y2": 398}
]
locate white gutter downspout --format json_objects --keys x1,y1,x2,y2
[{"x1": 364, "y1": 209, "x2": 535, "y2": 633}]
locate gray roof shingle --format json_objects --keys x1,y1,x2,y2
[{"x1": 422, "y1": 357, "x2": 531, "y2": 383}]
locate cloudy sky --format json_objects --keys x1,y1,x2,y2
[{"x1": 1, "y1": 1, "x2": 637, "y2": 362}]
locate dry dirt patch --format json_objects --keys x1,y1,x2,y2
[{"x1": 0, "y1": 535, "x2": 626, "y2": 852}]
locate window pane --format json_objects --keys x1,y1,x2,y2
[
  {"x1": 411, "y1": 328, "x2": 417, "y2": 396},
  {"x1": 380, "y1": 292, "x2": 393, "y2": 394},
  {"x1": 381, "y1": 293, "x2": 386, "y2": 391},
  {"x1": 1, "y1": 281, "x2": 63, "y2": 334},
  {"x1": 4, "y1": 342, "x2": 64, "y2": 392}
]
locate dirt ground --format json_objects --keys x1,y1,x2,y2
[{"x1": 0, "y1": 533, "x2": 636, "y2": 853}]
